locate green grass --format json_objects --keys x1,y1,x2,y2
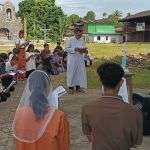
[
  {"x1": 87, "y1": 61, "x2": 150, "y2": 89},
  {"x1": 88, "y1": 43, "x2": 150, "y2": 59},
  {"x1": 87, "y1": 43, "x2": 150, "y2": 89}
]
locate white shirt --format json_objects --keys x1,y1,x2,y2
[
  {"x1": 15, "y1": 38, "x2": 26, "y2": 48},
  {"x1": 9, "y1": 54, "x2": 14, "y2": 62},
  {"x1": 5, "y1": 62, "x2": 16, "y2": 73},
  {"x1": 26, "y1": 52, "x2": 36, "y2": 71}
]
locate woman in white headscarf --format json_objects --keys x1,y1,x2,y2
[{"x1": 13, "y1": 70, "x2": 70, "y2": 150}]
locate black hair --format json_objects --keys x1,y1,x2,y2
[
  {"x1": 12, "y1": 48, "x2": 19, "y2": 54},
  {"x1": 97, "y1": 62, "x2": 124, "y2": 88},
  {"x1": 26, "y1": 44, "x2": 34, "y2": 52},
  {"x1": 0, "y1": 53, "x2": 8, "y2": 61},
  {"x1": 30, "y1": 91, "x2": 48, "y2": 120},
  {"x1": 0, "y1": 57, "x2": 4, "y2": 63},
  {"x1": 44, "y1": 43, "x2": 49, "y2": 48}
]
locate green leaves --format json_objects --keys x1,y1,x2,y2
[
  {"x1": 84, "y1": 11, "x2": 96, "y2": 21},
  {"x1": 18, "y1": 0, "x2": 65, "y2": 42}
]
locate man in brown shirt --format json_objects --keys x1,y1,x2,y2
[{"x1": 82, "y1": 62, "x2": 143, "y2": 150}]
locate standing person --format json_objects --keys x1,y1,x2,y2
[
  {"x1": 65, "y1": 23, "x2": 87, "y2": 94},
  {"x1": 81, "y1": 62, "x2": 143, "y2": 150},
  {"x1": 15, "y1": 30, "x2": 29, "y2": 79},
  {"x1": 13, "y1": 70, "x2": 70, "y2": 150},
  {"x1": 26, "y1": 44, "x2": 36, "y2": 78}
]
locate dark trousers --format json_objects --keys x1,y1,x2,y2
[{"x1": 69, "y1": 86, "x2": 80, "y2": 91}]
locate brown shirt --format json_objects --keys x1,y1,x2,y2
[{"x1": 82, "y1": 96, "x2": 143, "y2": 150}]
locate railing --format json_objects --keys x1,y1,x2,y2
[{"x1": 124, "y1": 26, "x2": 136, "y2": 33}]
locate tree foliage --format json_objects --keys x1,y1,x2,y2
[
  {"x1": 107, "y1": 10, "x2": 123, "y2": 27},
  {"x1": 67, "y1": 14, "x2": 80, "y2": 26},
  {"x1": 84, "y1": 11, "x2": 96, "y2": 21},
  {"x1": 18, "y1": 0, "x2": 65, "y2": 42}
]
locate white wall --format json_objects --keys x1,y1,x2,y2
[{"x1": 93, "y1": 35, "x2": 123, "y2": 43}]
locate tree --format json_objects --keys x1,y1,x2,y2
[
  {"x1": 112, "y1": 10, "x2": 122, "y2": 18},
  {"x1": 59, "y1": 16, "x2": 68, "y2": 41},
  {"x1": 102, "y1": 12, "x2": 107, "y2": 18},
  {"x1": 127, "y1": 13, "x2": 131, "y2": 17},
  {"x1": 67, "y1": 14, "x2": 80, "y2": 26},
  {"x1": 18, "y1": 0, "x2": 66, "y2": 42},
  {"x1": 84, "y1": 11, "x2": 96, "y2": 21},
  {"x1": 108, "y1": 10, "x2": 123, "y2": 27}
]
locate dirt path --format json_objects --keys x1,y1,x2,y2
[{"x1": 0, "y1": 81, "x2": 149, "y2": 150}]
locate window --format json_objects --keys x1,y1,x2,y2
[
  {"x1": 6, "y1": 8, "x2": 12, "y2": 20},
  {"x1": 97, "y1": 36, "x2": 101, "y2": 41},
  {"x1": 106, "y1": 36, "x2": 108, "y2": 40}
]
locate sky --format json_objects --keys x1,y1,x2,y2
[{"x1": 0, "y1": 0, "x2": 150, "y2": 18}]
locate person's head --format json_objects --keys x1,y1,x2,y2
[
  {"x1": 43, "y1": 43, "x2": 49, "y2": 51},
  {"x1": 12, "y1": 48, "x2": 19, "y2": 55},
  {"x1": 54, "y1": 46, "x2": 61, "y2": 52},
  {"x1": 0, "y1": 53, "x2": 8, "y2": 62},
  {"x1": 40, "y1": 57, "x2": 53, "y2": 75},
  {"x1": 27, "y1": 44, "x2": 35, "y2": 52},
  {"x1": 97, "y1": 62, "x2": 124, "y2": 93},
  {"x1": 74, "y1": 27, "x2": 83, "y2": 39},
  {"x1": 19, "y1": 30, "x2": 24, "y2": 38},
  {"x1": 28, "y1": 70, "x2": 52, "y2": 119},
  {"x1": 0, "y1": 57, "x2": 4, "y2": 66},
  {"x1": 34, "y1": 49, "x2": 40, "y2": 53},
  {"x1": 57, "y1": 41, "x2": 61, "y2": 46}
]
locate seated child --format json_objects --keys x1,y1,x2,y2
[{"x1": 84, "y1": 53, "x2": 93, "y2": 67}]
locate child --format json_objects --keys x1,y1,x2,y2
[{"x1": 26, "y1": 44, "x2": 36, "y2": 78}]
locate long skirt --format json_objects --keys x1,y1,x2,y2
[{"x1": 17, "y1": 48, "x2": 26, "y2": 80}]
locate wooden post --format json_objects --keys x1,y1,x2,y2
[{"x1": 124, "y1": 72, "x2": 133, "y2": 104}]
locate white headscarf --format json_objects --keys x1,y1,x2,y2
[{"x1": 12, "y1": 70, "x2": 55, "y2": 143}]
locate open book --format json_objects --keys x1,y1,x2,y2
[
  {"x1": 8, "y1": 72, "x2": 16, "y2": 76},
  {"x1": 48, "y1": 86, "x2": 67, "y2": 108}
]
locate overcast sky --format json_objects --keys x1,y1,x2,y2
[{"x1": 0, "y1": 0, "x2": 150, "y2": 18}]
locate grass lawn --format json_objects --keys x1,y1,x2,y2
[
  {"x1": 87, "y1": 60, "x2": 150, "y2": 89},
  {"x1": 88, "y1": 43, "x2": 150, "y2": 59},
  {"x1": 87, "y1": 43, "x2": 150, "y2": 89}
]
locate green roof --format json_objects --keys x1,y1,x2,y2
[{"x1": 88, "y1": 23, "x2": 116, "y2": 34}]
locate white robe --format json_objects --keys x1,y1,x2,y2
[{"x1": 65, "y1": 36, "x2": 87, "y2": 88}]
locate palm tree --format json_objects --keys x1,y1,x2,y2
[{"x1": 113, "y1": 10, "x2": 122, "y2": 18}]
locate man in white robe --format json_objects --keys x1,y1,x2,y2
[{"x1": 65, "y1": 24, "x2": 87, "y2": 93}]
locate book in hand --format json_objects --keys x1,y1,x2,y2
[
  {"x1": 48, "y1": 86, "x2": 67, "y2": 109},
  {"x1": 17, "y1": 70, "x2": 25, "y2": 74},
  {"x1": 8, "y1": 72, "x2": 16, "y2": 76}
]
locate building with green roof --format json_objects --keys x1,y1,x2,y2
[{"x1": 85, "y1": 19, "x2": 123, "y2": 43}]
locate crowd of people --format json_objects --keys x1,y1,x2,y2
[
  {"x1": 0, "y1": 31, "x2": 68, "y2": 102},
  {"x1": 0, "y1": 23, "x2": 145, "y2": 150}
]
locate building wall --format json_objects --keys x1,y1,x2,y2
[
  {"x1": 0, "y1": 2, "x2": 23, "y2": 40},
  {"x1": 90, "y1": 34, "x2": 123, "y2": 43}
]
